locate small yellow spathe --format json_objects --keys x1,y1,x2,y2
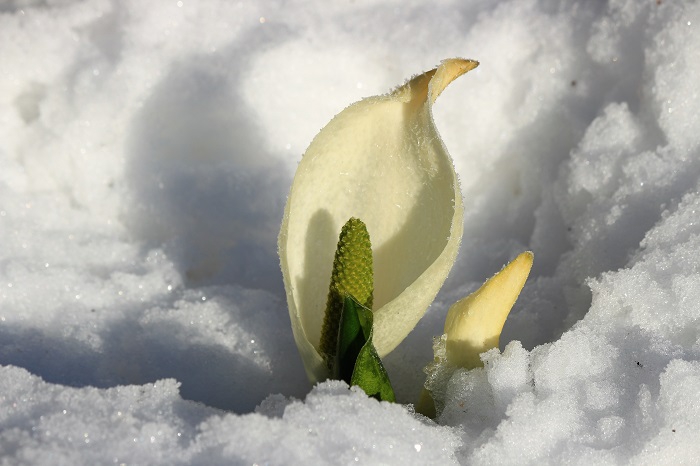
[{"x1": 444, "y1": 251, "x2": 534, "y2": 369}]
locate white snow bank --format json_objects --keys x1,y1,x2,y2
[
  {"x1": 2, "y1": 0, "x2": 700, "y2": 464},
  {"x1": 1, "y1": 368, "x2": 458, "y2": 464}
]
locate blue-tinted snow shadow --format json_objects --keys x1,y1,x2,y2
[
  {"x1": 0, "y1": 23, "x2": 310, "y2": 413},
  {"x1": 116, "y1": 28, "x2": 312, "y2": 410},
  {"x1": 124, "y1": 31, "x2": 290, "y2": 297},
  {"x1": 0, "y1": 292, "x2": 308, "y2": 413}
]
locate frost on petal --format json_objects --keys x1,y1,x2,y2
[{"x1": 279, "y1": 59, "x2": 478, "y2": 382}]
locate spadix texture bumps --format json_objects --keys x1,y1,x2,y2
[
  {"x1": 279, "y1": 59, "x2": 478, "y2": 383},
  {"x1": 320, "y1": 217, "x2": 373, "y2": 367}
]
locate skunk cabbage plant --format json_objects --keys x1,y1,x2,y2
[{"x1": 279, "y1": 59, "x2": 478, "y2": 383}]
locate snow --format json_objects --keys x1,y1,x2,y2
[{"x1": 2, "y1": 0, "x2": 700, "y2": 464}]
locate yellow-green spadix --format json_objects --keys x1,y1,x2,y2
[{"x1": 279, "y1": 59, "x2": 478, "y2": 383}]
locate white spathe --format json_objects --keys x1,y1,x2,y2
[{"x1": 279, "y1": 59, "x2": 478, "y2": 382}]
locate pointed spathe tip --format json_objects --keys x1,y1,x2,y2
[{"x1": 430, "y1": 59, "x2": 480, "y2": 103}]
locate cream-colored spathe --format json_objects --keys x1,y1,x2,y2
[
  {"x1": 444, "y1": 251, "x2": 533, "y2": 369},
  {"x1": 279, "y1": 59, "x2": 478, "y2": 383}
]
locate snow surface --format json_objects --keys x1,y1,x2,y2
[{"x1": 2, "y1": 0, "x2": 700, "y2": 464}]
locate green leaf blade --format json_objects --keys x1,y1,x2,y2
[
  {"x1": 339, "y1": 296, "x2": 396, "y2": 402},
  {"x1": 336, "y1": 295, "x2": 365, "y2": 382}
]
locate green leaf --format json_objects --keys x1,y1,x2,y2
[{"x1": 338, "y1": 295, "x2": 396, "y2": 402}]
